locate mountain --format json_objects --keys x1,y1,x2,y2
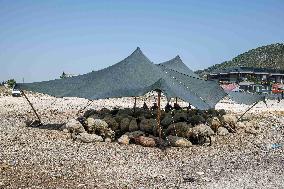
[{"x1": 196, "y1": 43, "x2": 284, "y2": 77}]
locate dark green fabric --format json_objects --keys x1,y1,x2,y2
[
  {"x1": 157, "y1": 64, "x2": 227, "y2": 108},
  {"x1": 158, "y1": 56, "x2": 200, "y2": 78},
  {"x1": 17, "y1": 48, "x2": 228, "y2": 109},
  {"x1": 142, "y1": 78, "x2": 212, "y2": 110},
  {"x1": 228, "y1": 91, "x2": 265, "y2": 105},
  {"x1": 18, "y1": 48, "x2": 163, "y2": 99}
]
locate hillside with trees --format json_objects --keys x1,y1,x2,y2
[{"x1": 196, "y1": 43, "x2": 284, "y2": 77}]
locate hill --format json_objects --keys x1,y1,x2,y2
[{"x1": 196, "y1": 43, "x2": 284, "y2": 77}]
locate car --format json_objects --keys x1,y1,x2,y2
[{"x1": 12, "y1": 89, "x2": 21, "y2": 97}]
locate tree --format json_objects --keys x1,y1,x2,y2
[
  {"x1": 7, "y1": 79, "x2": 16, "y2": 88},
  {"x1": 60, "y1": 71, "x2": 67, "y2": 79}
]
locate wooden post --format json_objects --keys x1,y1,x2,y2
[
  {"x1": 133, "y1": 97, "x2": 137, "y2": 113},
  {"x1": 175, "y1": 97, "x2": 178, "y2": 104},
  {"x1": 21, "y1": 90, "x2": 42, "y2": 124},
  {"x1": 157, "y1": 90, "x2": 162, "y2": 140}
]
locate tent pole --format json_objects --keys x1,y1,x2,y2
[
  {"x1": 133, "y1": 97, "x2": 137, "y2": 113},
  {"x1": 237, "y1": 101, "x2": 259, "y2": 122},
  {"x1": 21, "y1": 90, "x2": 42, "y2": 124},
  {"x1": 157, "y1": 90, "x2": 162, "y2": 140}
]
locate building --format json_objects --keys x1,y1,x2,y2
[
  {"x1": 209, "y1": 67, "x2": 284, "y2": 93},
  {"x1": 208, "y1": 67, "x2": 284, "y2": 84}
]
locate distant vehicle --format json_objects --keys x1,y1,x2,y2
[
  {"x1": 272, "y1": 84, "x2": 284, "y2": 94},
  {"x1": 12, "y1": 88, "x2": 21, "y2": 97}
]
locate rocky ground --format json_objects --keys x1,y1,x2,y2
[{"x1": 0, "y1": 87, "x2": 284, "y2": 188}]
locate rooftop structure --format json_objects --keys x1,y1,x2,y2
[{"x1": 208, "y1": 66, "x2": 284, "y2": 84}]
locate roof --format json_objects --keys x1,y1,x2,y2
[{"x1": 211, "y1": 66, "x2": 284, "y2": 75}]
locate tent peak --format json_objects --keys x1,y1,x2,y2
[
  {"x1": 166, "y1": 55, "x2": 183, "y2": 63},
  {"x1": 123, "y1": 47, "x2": 152, "y2": 64},
  {"x1": 174, "y1": 55, "x2": 181, "y2": 61},
  {"x1": 132, "y1": 47, "x2": 142, "y2": 54},
  {"x1": 158, "y1": 55, "x2": 201, "y2": 78},
  {"x1": 130, "y1": 47, "x2": 143, "y2": 56}
]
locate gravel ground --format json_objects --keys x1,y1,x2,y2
[{"x1": 1, "y1": 88, "x2": 284, "y2": 188}]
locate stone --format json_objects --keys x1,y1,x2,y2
[
  {"x1": 135, "y1": 136, "x2": 156, "y2": 147},
  {"x1": 93, "y1": 119, "x2": 108, "y2": 130},
  {"x1": 222, "y1": 114, "x2": 237, "y2": 128},
  {"x1": 166, "y1": 122, "x2": 192, "y2": 138},
  {"x1": 192, "y1": 124, "x2": 214, "y2": 137},
  {"x1": 173, "y1": 112, "x2": 187, "y2": 122},
  {"x1": 217, "y1": 127, "x2": 229, "y2": 136},
  {"x1": 129, "y1": 119, "x2": 139, "y2": 132},
  {"x1": 63, "y1": 118, "x2": 85, "y2": 133},
  {"x1": 189, "y1": 124, "x2": 214, "y2": 145},
  {"x1": 210, "y1": 117, "x2": 221, "y2": 132},
  {"x1": 91, "y1": 119, "x2": 115, "y2": 139},
  {"x1": 188, "y1": 115, "x2": 206, "y2": 126},
  {"x1": 103, "y1": 116, "x2": 119, "y2": 131},
  {"x1": 139, "y1": 118, "x2": 157, "y2": 134},
  {"x1": 0, "y1": 181, "x2": 4, "y2": 187},
  {"x1": 114, "y1": 116, "x2": 124, "y2": 125},
  {"x1": 148, "y1": 135, "x2": 166, "y2": 146},
  {"x1": 83, "y1": 109, "x2": 97, "y2": 118},
  {"x1": 74, "y1": 133, "x2": 103, "y2": 143},
  {"x1": 98, "y1": 108, "x2": 111, "y2": 118},
  {"x1": 161, "y1": 115, "x2": 174, "y2": 127},
  {"x1": 62, "y1": 129, "x2": 69, "y2": 133},
  {"x1": 118, "y1": 135, "x2": 130, "y2": 145},
  {"x1": 245, "y1": 122, "x2": 259, "y2": 135},
  {"x1": 167, "y1": 135, "x2": 192, "y2": 147},
  {"x1": 86, "y1": 117, "x2": 95, "y2": 131},
  {"x1": 107, "y1": 129, "x2": 116, "y2": 139},
  {"x1": 117, "y1": 108, "x2": 133, "y2": 116},
  {"x1": 196, "y1": 172, "x2": 205, "y2": 176},
  {"x1": 104, "y1": 138, "x2": 112, "y2": 143},
  {"x1": 120, "y1": 117, "x2": 130, "y2": 132},
  {"x1": 125, "y1": 131, "x2": 145, "y2": 139},
  {"x1": 236, "y1": 122, "x2": 246, "y2": 129}
]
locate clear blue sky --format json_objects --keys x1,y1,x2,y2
[{"x1": 1, "y1": 0, "x2": 283, "y2": 82}]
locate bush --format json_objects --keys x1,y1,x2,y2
[{"x1": 7, "y1": 79, "x2": 16, "y2": 88}]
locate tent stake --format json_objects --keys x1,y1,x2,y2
[
  {"x1": 21, "y1": 90, "x2": 42, "y2": 124},
  {"x1": 157, "y1": 90, "x2": 162, "y2": 141},
  {"x1": 237, "y1": 101, "x2": 259, "y2": 122}
]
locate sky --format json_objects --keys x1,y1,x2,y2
[{"x1": 0, "y1": 0, "x2": 284, "y2": 82}]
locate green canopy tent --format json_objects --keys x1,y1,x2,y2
[
  {"x1": 17, "y1": 47, "x2": 225, "y2": 109},
  {"x1": 17, "y1": 47, "x2": 228, "y2": 139},
  {"x1": 156, "y1": 55, "x2": 270, "y2": 120}
]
